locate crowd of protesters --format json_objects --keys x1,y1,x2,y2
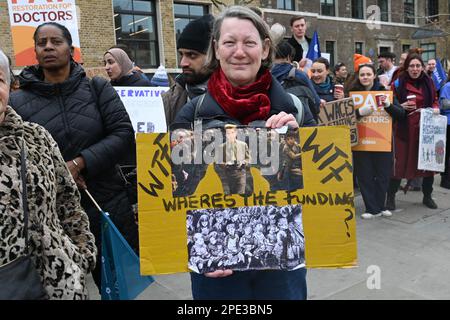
[{"x1": 1, "y1": 5, "x2": 450, "y2": 300}]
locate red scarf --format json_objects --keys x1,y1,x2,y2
[{"x1": 207, "y1": 68, "x2": 272, "y2": 125}]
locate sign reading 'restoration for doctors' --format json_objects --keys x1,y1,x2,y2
[
  {"x1": 317, "y1": 98, "x2": 358, "y2": 146},
  {"x1": 7, "y1": 0, "x2": 82, "y2": 66},
  {"x1": 350, "y1": 91, "x2": 393, "y2": 152},
  {"x1": 418, "y1": 108, "x2": 447, "y2": 172},
  {"x1": 115, "y1": 87, "x2": 168, "y2": 134},
  {"x1": 136, "y1": 126, "x2": 357, "y2": 275}
]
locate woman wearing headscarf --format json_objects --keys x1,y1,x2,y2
[
  {"x1": 8, "y1": 22, "x2": 138, "y2": 291},
  {"x1": 104, "y1": 48, "x2": 152, "y2": 86},
  {"x1": 174, "y1": 6, "x2": 308, "y2": 300},
  {"x1": 386, "y1": 53, "x2": 440, "y2": 210},
  {"x1": 0, "y1": 49, "x2": 96, "y2": 299}
]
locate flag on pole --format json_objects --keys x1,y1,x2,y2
[
  {"x1": 101, "y1": 211, "x2": 154, "y2": 300},
  {"x1": 303, "y1": 31, "x2": 321, "y2": 72},
  {"x1": 431, "y1": 58, "x2": 447, "y2": 91},
  {"x1": 306, "y1": 31, "x2": 321, "y2": 62}
]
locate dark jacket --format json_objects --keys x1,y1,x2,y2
[
  {"x1": 111, "y1": 71, "x2": 152, "y2": 87},
  {"x1": 271, "y1": 63, "x2": 321, "y2": 117},
  {"x1": 287, "y1": 35, "x2": 311, "y2": 63},
  {"x1": 9, "y1": 62, "x2": 138, "y2": 252},
  {"x1": 162, "y1": 74, "x2": 208, "y2": 128},
  {"x1": 162, "y1": 75, "x2": 189, "y2": 128},
  {"x1": 173, "y1": 75, "x2": 316, "y2": 128},
  {"x1": 312, "y1": 76, "x2": 336, "y2": 102}
]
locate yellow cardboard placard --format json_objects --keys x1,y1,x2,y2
[{"x1": 137, "y1": 126, "x2": 357, "y2": 275}]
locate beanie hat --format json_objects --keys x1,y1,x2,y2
[
  {"x1": 150, "y1": 65, "x2": 169, "y2": 87},
  {"x1": 354, "y1": 54, "x2": 372, "y2": 72},
  {"x1": 177, "y1": 14, "x2": 214, "y2": 54}
]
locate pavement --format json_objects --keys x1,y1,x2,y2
[{"x1": 88, "y1": 178, "x2": 450, "y2": 300}]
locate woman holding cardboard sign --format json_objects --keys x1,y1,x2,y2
[
  {"x1": 348, "y1": 64, "x2": 405, "y2": 219},
  {"x1": 174, "y1": 6, "x2": 309, "y2": 300},
  {"x1": 386, "y1": 53, "x2": 440, "y2": 210}
]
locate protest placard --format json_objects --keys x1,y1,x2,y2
[
  {"x1": 418, "y1": 109, "x2": 447, "y2": 172},
  {"x1": 350, "y1": 91, "x2": 393, "y2": 152},
  {"x1": 7, "y1": 0, "x2": 82, "y2": 66},
  {"x1": 317, "y1": 98, "x2": 358, "y2": 146},
  {"x1": 115, "y1": 86, "x2": 168, "y2": 133},
  {"x1": 136, "y1": 126, "x2": 357, "y2": 275}
]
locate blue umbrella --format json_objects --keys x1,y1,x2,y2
[{"x1": 84, "y1": 190, "x2": 154, "y2": 300}]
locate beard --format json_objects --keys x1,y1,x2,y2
[{"x1": 182, "y1": 68, "x2": 209, "y2": 85}]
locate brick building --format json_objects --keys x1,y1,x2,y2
[{"x1": 1, "y1": 0, "x2": 449, "y2": 74}]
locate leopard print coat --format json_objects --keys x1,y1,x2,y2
[{"x1": 0, "y1": 107, "x2": 97, "y2": 299}]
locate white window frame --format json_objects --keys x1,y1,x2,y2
[
  {"x1": 377, "y1": 41, "x2": 394, "y2": 55},
  {"x1": 320, "y1": 0, "x2": 338, "y2": 17},
  {"x1": 352, "y1": 0, "x2": 366, "y2": 19},
  {"x1": 354, "y1": 41, "x2": 365, "y2": 54}
]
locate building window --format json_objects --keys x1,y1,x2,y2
[
  {"x1": 402, "y1": 44, "x2": 411, "y2": 53},
  {"x1": 325, "y1": 41, "x2": 336, "y2": 67},
  {"x1": 404, "y1": 0, "x2": 416, "y2": 24},
  {"x1": 421, "y1": 43, "x2": 436, "y2": 61},
  {"x1": 378, "y1": 0, "x2": 389, "y2": 22},
  {"x1": 321, "y1": 0, "x2": 336, "y2": 16},
  {"x1": 276, "y1": 0, "x2": 295, "y2": 10},
  {"x1": 426, "y1": 0, "x2": 439, "y2": 23},
  {"x1": 355, "y1": 42, "x2": 364, "y2": 54},
  {"x1": 379, "y1": 46, "x2": 391, "y2": 54},
  {"x1": 174, "y1": 3, "x2": 208, "y2": 43},
  {"x1": 113, "y1": 0, "x2": 159, "y2": 68},
  {"x1": 352, "y1": 0, "x2": 365, "y2": 19}
]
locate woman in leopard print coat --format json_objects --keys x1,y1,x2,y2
[{"x1": 0, "y1": 50, "x2": 97, "y2": 299}]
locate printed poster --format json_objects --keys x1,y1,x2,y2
[
  {"x1": 350, "y1": 91, "x2": 393, "y2": 152},
  {"x1": 7, "y1": 0, "x2": 82, "y2": 66},
  {"x1": 418, "y1": 108, "x2": 447, "y2": 172},
  {"x1": 317, "y1": 98, "x2": 358, "y2": 146},
  {"x1": 136, "y1": 126, "x2": 357, "y2": 275},
  {"x1": 115, "y1": 87, "x2": 168, "y2": 133}
]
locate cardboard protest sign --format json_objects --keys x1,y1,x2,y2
[
  {"x1": 7, "y1": 0, "x2": 82, "y2": 66},
  {"x1": 350, "y1": 91, "x2": 393, "y2": 152},
  {"x1": 137, "y1": 126, "x2": 357, "y2": 275},
  {"x1": 418, "y1": 109, "x2": 447, "y2": 172},
  {"x1": 115, "y1": 87, "x2": 168, "y2": 133},
  {"x1": 317, "y1": 98, "x2": 358, "y2": 146}
]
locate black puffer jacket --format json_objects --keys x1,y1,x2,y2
[
  {"x1": 111, "y1": 71, "x2": 152, "y2": 87},
  {"x1": 9, "y1": 63, "x2": 138, "y2": 256}
]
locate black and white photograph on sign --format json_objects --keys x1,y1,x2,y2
[
  {"x1": 187, "y1": 205, "x2": 305, "y2": 274},
  {"x1": 169, "y1": 126, "x2": 304, "y2": 197}
]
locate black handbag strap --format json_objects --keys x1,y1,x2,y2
[{"x1": 20, "y1": 141, "x2": 30, "y2": 255}]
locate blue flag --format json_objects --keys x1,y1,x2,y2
[
  {"x1": 306, "y1": 31, "x2": 321, "y2": 62},
  {"x1": 101, "y1": 211, "x2": 154, "y2": 300},
  {"x1": 431, "y1": 58, "x2": 447, "y2": 91}
]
